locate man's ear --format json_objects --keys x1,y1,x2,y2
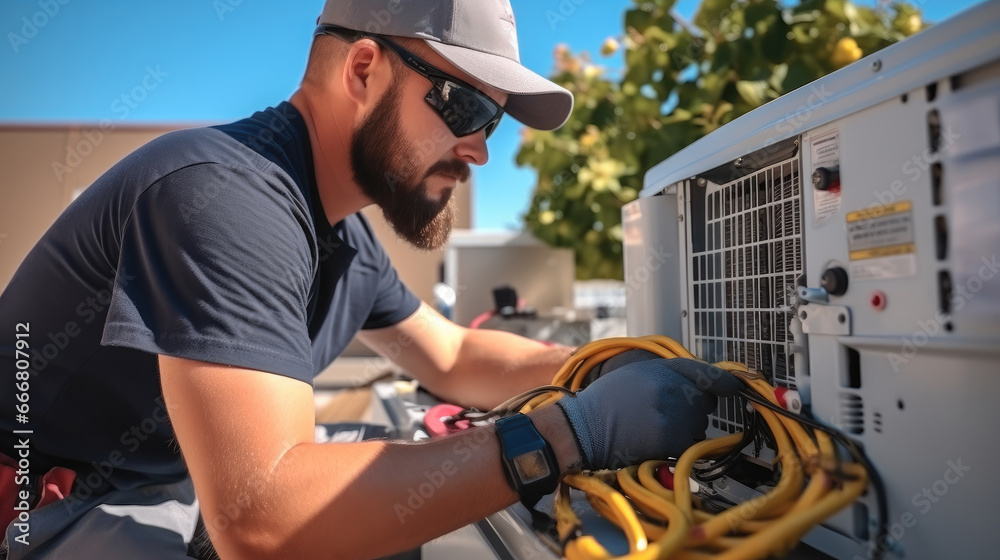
[{"x1": 342, "y1": 39, "x2": 385, "y2": 108}]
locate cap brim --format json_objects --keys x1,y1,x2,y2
[{"x1": 426, "y1": 42, "x2": 574, "y2": 131}]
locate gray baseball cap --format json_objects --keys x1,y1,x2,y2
[{"x1": 319, "y1": 0, "x2": 574, "y2": 131}]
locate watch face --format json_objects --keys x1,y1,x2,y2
[{"x1": 513, "y1": 449, "x2": 552, "y2": 484}]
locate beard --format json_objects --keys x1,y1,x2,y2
[{"x1": 350, "y1": 79, "x2": 469, "y2": 251}]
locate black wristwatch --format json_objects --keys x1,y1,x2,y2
[{"x1": 495, "y1": 413, "x2": 560, "y2": 508}]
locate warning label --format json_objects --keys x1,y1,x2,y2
[{"x1": 846, "y1": 201, "x2": 916, "y2": 280}]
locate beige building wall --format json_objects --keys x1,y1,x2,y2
[
  {"x1": 0, "y1": 125, "x2": 179, "y2": 288},
  {"x1": 0, "y1": 124, "x2": 470, "y2": 356}
]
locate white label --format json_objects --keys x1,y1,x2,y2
[
  {"x1": 811, "y1": 129, "x2": 841, "y2": 226},
  {"x1": 850, "y1": 255, "x2": 917, "y2": 280},
  {"x1": 845, "y1": 201, "x2": 917, "y2": 280}
]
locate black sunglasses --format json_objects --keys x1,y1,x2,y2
[{"x1": 315, "y1": 24, "x2": 505, "y2": 139}]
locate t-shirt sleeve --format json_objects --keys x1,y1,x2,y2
[
  {"x1": 359, "y1": 225, "x2": 421, "y2": 330},
  {"x1": 102, "y1": 162, "x2": 317, "y2": 382}
]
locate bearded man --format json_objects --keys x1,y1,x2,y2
[{"x1": 0, "y1": 1, "x2": 739, "y2": 558}]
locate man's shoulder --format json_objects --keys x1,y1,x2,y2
[
  {"x1": 99, "y1": 125, "x2": 304, "y2": 212},
  {"x1": 71, "y1": 124, "x2": 310, "y2": 240},
  {"x1": 129, "y1": 126, "x2": 268, "y2": 176}
]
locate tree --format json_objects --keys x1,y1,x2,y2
[{"x1": 517, "y1": 0, "x2": 925, "y2": 280}]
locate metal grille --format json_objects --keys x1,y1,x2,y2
[{"x1": 690, "y1": 160, "x2": 803, "y2": 434}]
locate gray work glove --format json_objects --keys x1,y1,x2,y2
[
  {"x1": 579, "y1": 349, "x2": 660, "y2": 388},
  {"x1": 556, "y1": 357, "x2": 741, "y2": 470}
]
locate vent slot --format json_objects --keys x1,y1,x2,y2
[
  {"x1": 934, "y1": 215, "x2": 948, "y2": 261},
  {"x1": 939, "y1": 270, "x2": 954, "y2": 314},
  {"x1": 926, "y1": 81, "x2": 938, "y2": 102},
  {"x1": 845, "y1": 348, "x2": 862, "y2": 389},
  {"x1": 927, "y1": 109, "x2": 942, "y2": 153},
  {"x1": 691, "y1": 157, "x2": 803, "y2": 435},
  {"x1": 839, "y1": 393, "x2": 865, "y2": 435},
  {"x1": 873, "y1": 411, "x2": 883, "y2": 434},
  {"x1": 931, "y1": 163, "x2": 943, "y2": 206}
]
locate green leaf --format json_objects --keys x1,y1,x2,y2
[
  {"x1": 625, "y1": 7, "x2": 656, "y2": 33},
  {"x1": 736, "y1": 80, "x2": 770, "y2": 106},
  {"x1": 769, "y1": 63, "x2": 789, "y2": 92},
  {"x1": 745, "y1": 0, "x2": 779, "y2": 29},
  {"x1": 762, "y1": 15, "x2": 792, "y2": 63},
  {"x1": 782, "y1": 59, "x2": 815, "y2": 91},
  {"x1": 517, "y1": 0, "x2": 921, "y2": 279},
  {"x1": 710, "y1": 40, "x2": 733, "y2": 72},
  {"x1": 694, "y1": 0, "x2": 732, "y2": 32}
]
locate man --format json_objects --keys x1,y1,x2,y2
[{"x1": 0, "y1": 1, "x2": 738, "y2": 558}]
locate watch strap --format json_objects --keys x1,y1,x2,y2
[{"x1": 495, "y1": 413, "x2": 560, "y2": 509}]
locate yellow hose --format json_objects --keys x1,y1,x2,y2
[{"x1": 512, "y1": 336, "x2": 870, "y2": 560}]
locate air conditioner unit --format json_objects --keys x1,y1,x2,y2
[{"x1": 623, "y1": 2, "x2": 1000, "y2": 558}]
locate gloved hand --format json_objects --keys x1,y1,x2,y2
[
  {"x1": 556, "y1": 357, "x2": 741, "y2": 470},
  {"x1": 579, "y1": 348, "x2": 660, "y2": 388}
]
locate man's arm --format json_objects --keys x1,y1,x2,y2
[
  {"x1": 159, "y1": 355, "x2": 580, "y2": 560},
  {"x1": 357, "y1": 302, "x2": 574, "y2": 409}
]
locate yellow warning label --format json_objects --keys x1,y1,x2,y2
[
  {"x1": 849, "y1": 243, "x2": 916, "y2": 261},
  {"x1": 846, "y1": 201, "x2": 913, "y2": 222},
  {"x1": 846, "y1": 199, "x2": 916, "y2": 276}
]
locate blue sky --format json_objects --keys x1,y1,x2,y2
[{"x1": 0, "y1": 0, "x2": 985, "y2": 229}]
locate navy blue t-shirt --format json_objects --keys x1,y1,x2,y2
[{"x1": 0, "y1": 102, "x2": 420, "y2": 491}]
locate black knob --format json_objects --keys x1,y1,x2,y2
[
  {"x1": 812, "y1": 167, "x2": 840, "y2": 191},
  {"x1": 821, "y1": 267, "x2": 849, "y2": 296}
]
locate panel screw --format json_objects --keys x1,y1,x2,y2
[
  {"x1": 696, "y1": 178, "x2": 707, "y2": 187},
  {"x1": 821, "y1": 266, "x2": 849, "y2": 296},
  {"x1": 871, "y1": 59, "x2": 882, "y2": 72},
  {"x1": 681, "y1": 309, "x2": 688, "y2": 318}
]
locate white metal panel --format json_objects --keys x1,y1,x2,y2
[
  {"x1": 641, "y1": 0, "x2": 1000, "y2": 197},
  {"x1": 627, "y1": 4, "x2": 1000, "y2": 558}
]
